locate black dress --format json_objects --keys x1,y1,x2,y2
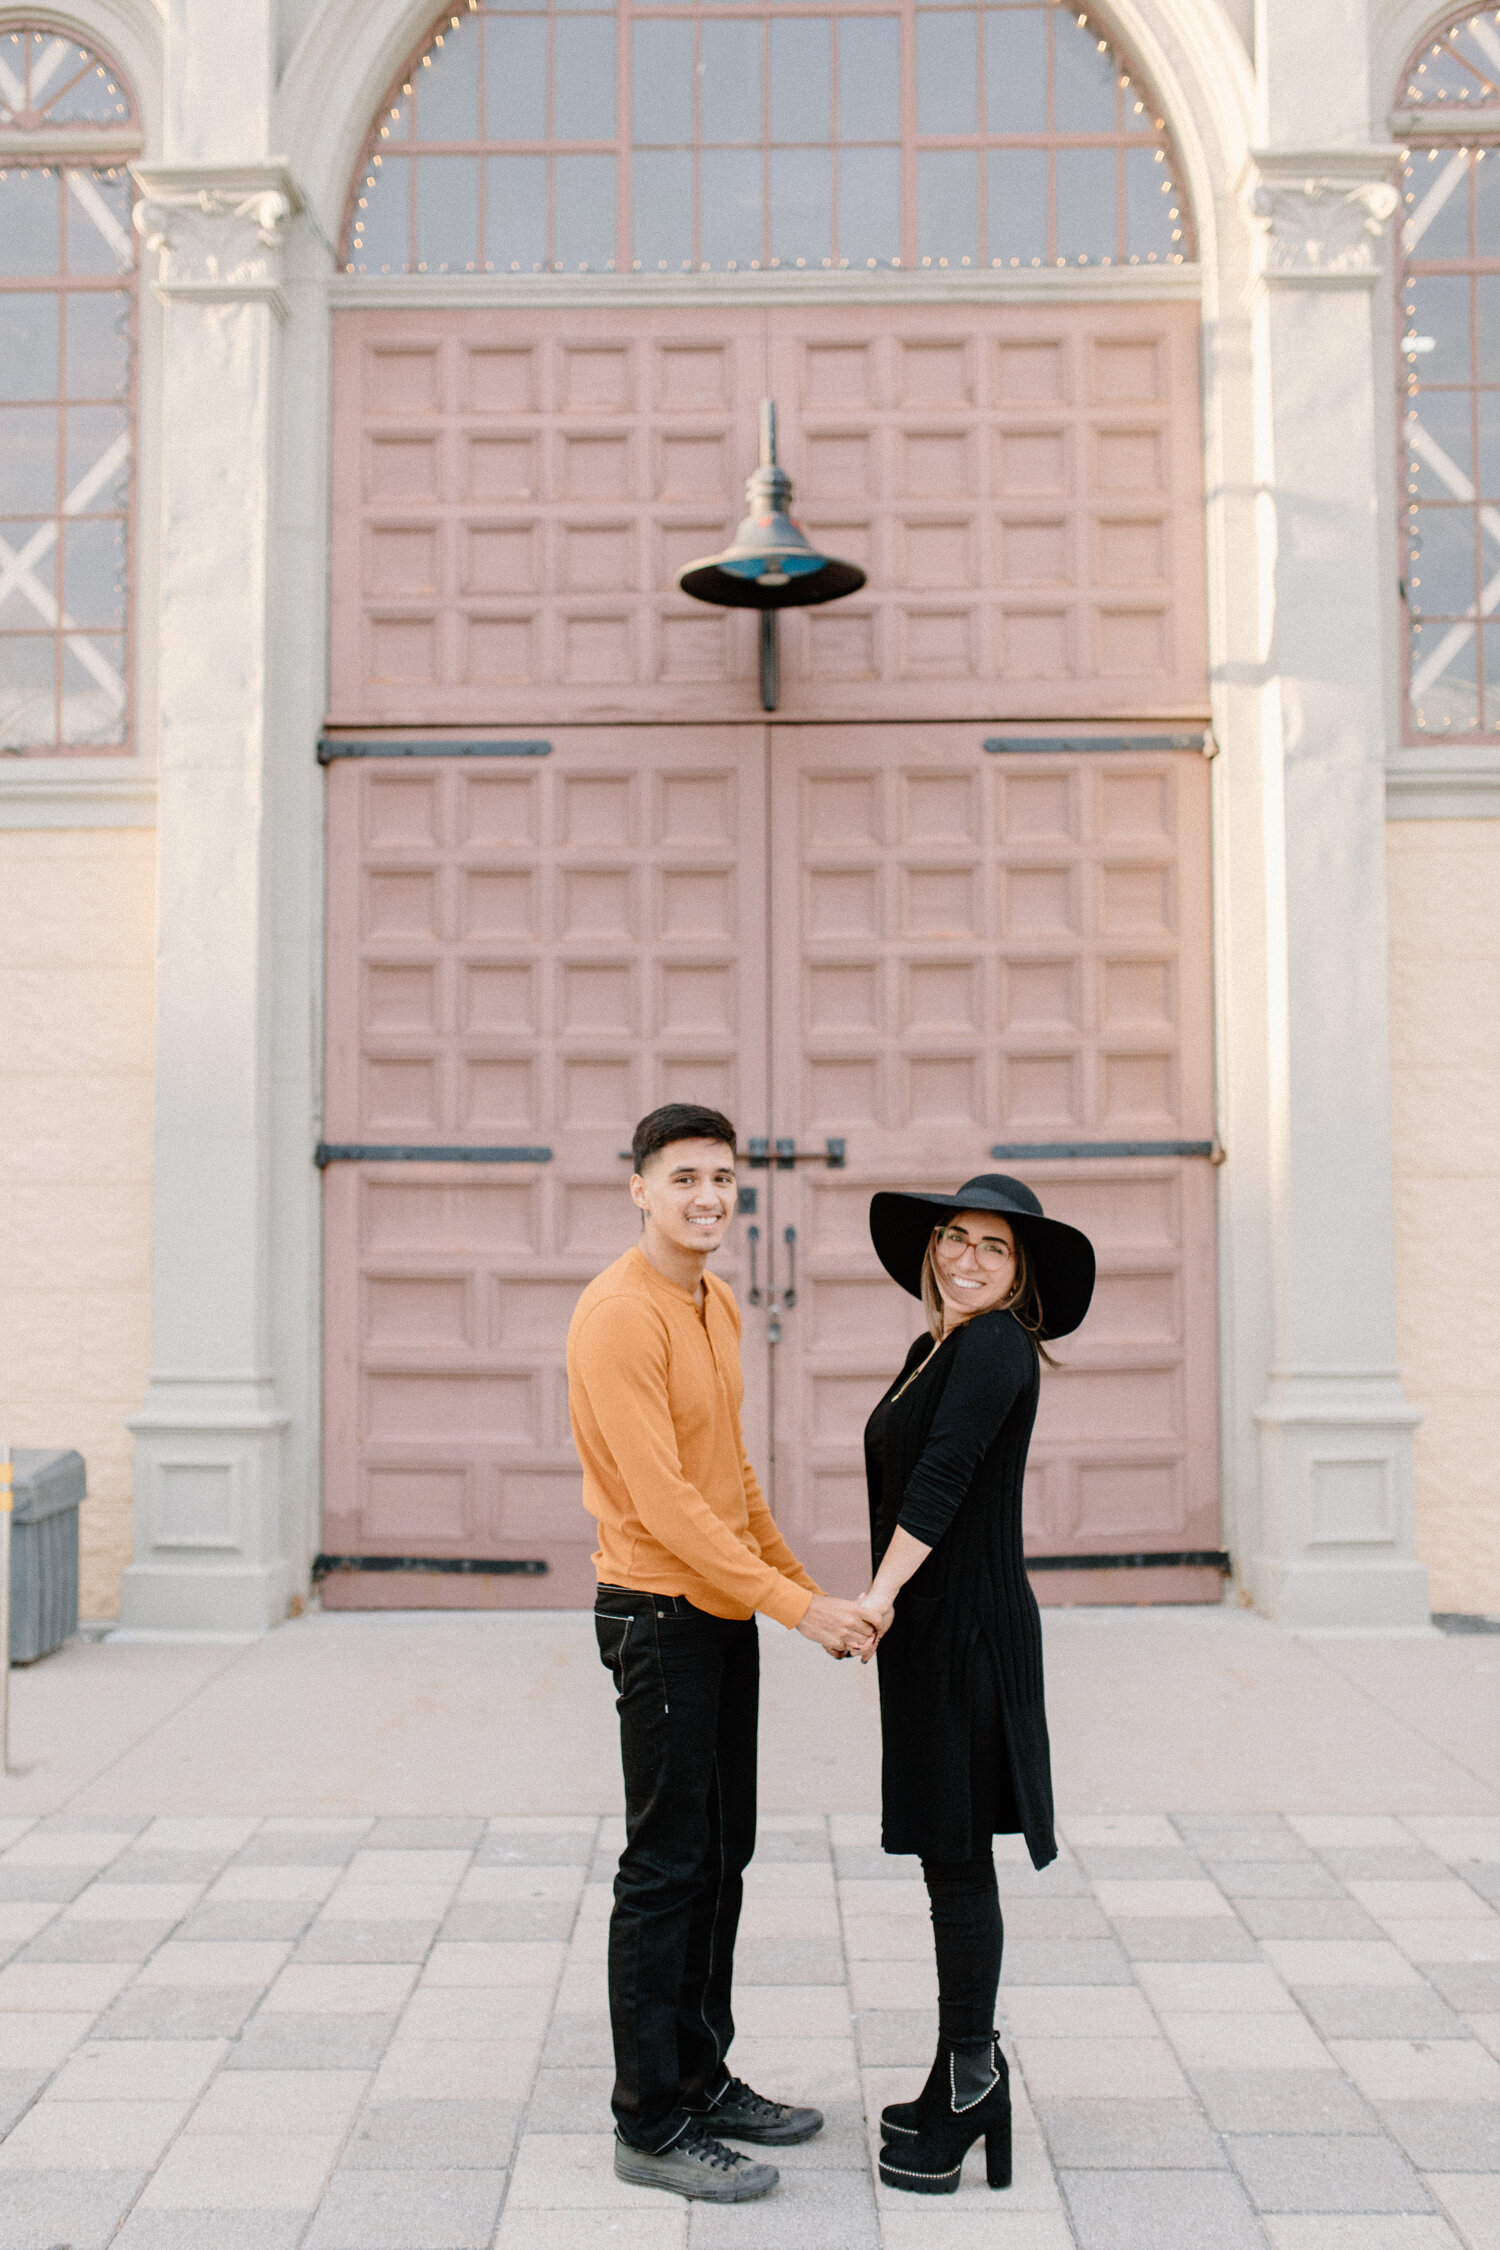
[{"x1": 864, "y1": 1308, "x2": 1057, "y2": 1870}]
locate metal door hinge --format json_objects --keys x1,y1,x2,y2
[
  {"x1": 1025, "y1": 1550, "x2": 1230, "y2": 1574},
  {"x1": 316, "y1": 1143, "x2": 551, "y2": 1165},
  {"x1": 989, "y1": 1140, "x2": 1213, "y2": 1162},
  {"x1": 318, "y1": 738, "x2": 551, "y2": 762},
  {"x1": 312, "y1": 1554, "x2": 548, "y2": 1579},
  {"x1": 746, "y1": 1137, "x2": 845, "y2": 1169},
  {"x1": 983, "y1": 733, "x2": 1211, "y2": 756}
]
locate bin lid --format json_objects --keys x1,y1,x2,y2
[{"x1": 9, "y1": 1448, "x2": 86, "y2": 1523}]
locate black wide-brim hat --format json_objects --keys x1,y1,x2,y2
[{"x1": 869, "y1": 1173, "x2": 1096, "y2": 1338}]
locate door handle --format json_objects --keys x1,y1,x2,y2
[
  {"x1": 781, "y1": 1225, "x2": 797, "y2": 1309},
  {"x1": 746, "y1": 1224, "x2": 762, "y2": 1306}
]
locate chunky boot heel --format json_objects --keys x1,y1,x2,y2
[{"x1": 877, "y1": 2036, "x2": 1011, "y2": 2195}]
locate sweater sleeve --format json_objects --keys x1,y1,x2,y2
[
  {"x1": 571, "y1": 1294, "x2": 812, "y2": 1626},
  {"x1": 896, "y1": 1314, "x2": 1034, "y2": 1549},
  {"x1": 739, "y1": 1432, "x2": 821, "y2": 1614},
  {"x1": 717, "y1": 1278, "x2": 818, "y2": 1623}
]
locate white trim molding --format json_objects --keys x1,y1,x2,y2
[
  {"x1": 0, "y1": 124, "x2": 142, "y2": 159},
  {"x1": 1387, "y1": 746, "x2": 1500, "y2": 818},
  {"x1": 0, "y1": 760, "x2": 156, "y2": 828},
  {"x1": 131, "y1": 161, "x2": 302, "y2": 320},
  {"x1": 329, "y1": 264, "x2": 1203, "y2": 312},
  {"x1": 1388, "y1": 107, "x2": 1499, "y2": 139}
]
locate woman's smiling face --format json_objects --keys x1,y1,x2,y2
[{"x1": 931, "y1": 1209, "x2": 1018, "y2": 1324}]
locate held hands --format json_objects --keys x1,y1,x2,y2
[
  {"x1": 796, "y1": 1593, "x2": 879, "y2": 1661},
  {"x1": 853, "y1": 1591, "x2": 895, "y2": 1662}
]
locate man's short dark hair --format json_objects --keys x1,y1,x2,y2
[{"x1": 631, "y1": 1104, "x2": 737, "y2": 1173}]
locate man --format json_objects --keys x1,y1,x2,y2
[{"x1": 567, "y1": 1102, "x2": 873, "y2": 2203}]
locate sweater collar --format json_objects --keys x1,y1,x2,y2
[{"x1": 629, "y1": 1242, "x2": 710, "y2": 1308}]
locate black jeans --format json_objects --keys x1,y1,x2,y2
[
  {"x1": 595, "y1": 1586, "x2": 759, "y2": 2151},
  {"x1": 922, "y1": 1853, "x2": 1004, "y2": 2045}
]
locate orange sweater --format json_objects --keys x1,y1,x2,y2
[{"x1": 567, "y1": 1245, "x2": 819, "y2": 1629}]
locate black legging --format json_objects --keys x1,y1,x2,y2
[{"x1": 921, "y1": 1854, "x2": 1003, "y2": 2046}]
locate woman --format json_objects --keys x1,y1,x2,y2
[{"x1": 854, "y1": 1173, "x2": 1095, "y2": 2196}]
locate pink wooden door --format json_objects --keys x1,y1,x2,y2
[
  {"x1": 325, "y1": 296, "x2": 1215, "y2": 1605},
  {"x1": 320, "y1": 729, "x2": 768, "y2": 1605},
  {"x1": 764, "y1": 730, "x2": 1221, "y2": 1602}
]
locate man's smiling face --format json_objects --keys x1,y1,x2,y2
[{"x1": 630, "y1": 1138, "x2": 738, "y2": 1259}]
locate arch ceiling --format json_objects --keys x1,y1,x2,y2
[{"x1": 340, "y1": 0, "x2": 1194, "y2": 277}]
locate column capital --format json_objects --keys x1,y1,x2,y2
[
  {"x1": 130, "y1": 161, "x2": 302, "y2": 319},
  {"x1": 1243, "y1": 147, "x2": 1405, "y2": 286}
]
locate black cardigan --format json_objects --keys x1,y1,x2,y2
[{"x1": 865, "y1": 1308, "x2": 1056, "y2": 1869}]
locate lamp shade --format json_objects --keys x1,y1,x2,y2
[{"x1": 675, "y1": 417, "x2": 866, "y2": 612}]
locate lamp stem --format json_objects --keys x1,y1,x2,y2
[
  {"x1": 758, "y1": 611, "x2": 779, "y2": 712},
  {"x1": 759, "y1": 398, "x2": 777, "y2": 469}
]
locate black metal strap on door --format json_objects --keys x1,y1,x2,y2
[
  {"x1": 746, "y1": 1137, "x2": 846, "y2": 1169},
  {"x1": 316, "y1": 1144, "x2": 551, "y2": 1166},
  {"x1": 983, "y1": 734, "x2": 1211, "y2": 755},
  {"x1": 990, "y1": 1141, "x2": 1215, "y2": 1161},
  {"x1": 313, "y1": 1555, "x2": 548, "y2": 1580},
  {"x1": 1026, "y1": 1550, "x2": 1230, "y2": 1573},
  {"x1": 616, "y1": 1141, "x2": 845, "y2": 1171},
  {"x1": 318, "y1": 739, "x2": 552, "y2": 761}
]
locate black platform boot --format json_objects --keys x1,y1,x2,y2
[
  {"x1": 878, "y1": 2035, "x2": 1011, "y2": 2195},
  {"x1": 879, "y1": 2044, "x2": 947, "y2": 2143},
  {"x1": 880, "y1": 2033, "x2": 1008, "y2": 2143}
]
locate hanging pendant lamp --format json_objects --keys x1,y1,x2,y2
[{"x1": 675, "y1": 401, "x2": 866, "y2": 711}]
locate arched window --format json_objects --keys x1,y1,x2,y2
[
  {"x1": 0, "y1": 23, "x2": 137, "y2": 754},
  {"x1": 345, "y1": 0, "x2": 1189, "y2": 277},
  {"x1": 1397, "y1": 8, "x2": 1500, "y2": 738}
]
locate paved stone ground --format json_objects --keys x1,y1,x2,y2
[{"x1": 1, "y1": 1803, "x2": 1499, "y2": 2249}]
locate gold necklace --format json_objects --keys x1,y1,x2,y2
[{"x1": 890, "y1": 1335, "x2": 945, "y2": 1404}]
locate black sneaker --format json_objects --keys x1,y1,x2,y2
[
  {"x1": 688, "y1": 2074, "x2": 824, "y2": 2146},
  {"x1": 614, "y1": 2119, "x2": 779, "y2": 2201}
]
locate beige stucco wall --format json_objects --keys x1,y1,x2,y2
[
  {"x1": 1388, "y1": 819, "x2": 1500, "y2": 1616},
  {"x1": 0, "y1": 828, "x2": 155, "y2": 1619}
]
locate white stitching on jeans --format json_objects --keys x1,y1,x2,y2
[
  {"x1": 600, "y1": 1612, "x2": 633, "y2": 1690},
  {"x1": 697, "y1": 1743, "x2": 729, "y2": 2080},
  {"x1": 649, "y1": 1604, "x2": 670, "y2": 1714}
]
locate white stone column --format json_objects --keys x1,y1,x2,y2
[
  {"x1": 1242, "y1": 141, "x2": 1429, "y2": 1629},
  {"x1": 121, "y1": 161, "x2": 299, "y2": 1631}
]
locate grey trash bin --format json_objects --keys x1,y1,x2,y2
[{"x1": 9, "y1": 1449, "x2": 83, "y2": 1664}]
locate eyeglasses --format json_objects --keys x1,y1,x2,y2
[{"x1": 933, "y1": 1224, "x2": 1014, "y2": 1270}]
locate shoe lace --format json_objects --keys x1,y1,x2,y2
[
  {"x1": 718, "y1": 2076, "x2": 783, "y2": 2122},
  {"x1": 682, "y1": 2120, "x2": 744, "y2": 2173}
]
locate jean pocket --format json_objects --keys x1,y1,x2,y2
[{"x1": 596, "y1": 1613, "x2": 633, "y2": 1687}]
